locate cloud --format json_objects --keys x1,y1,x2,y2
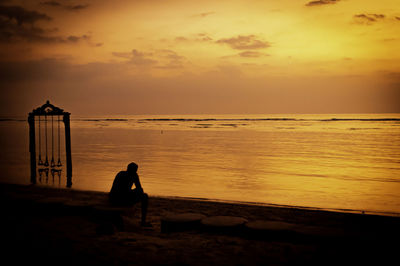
[
  {"x1": 395, "y1": 16, "x2": 400, "y2": 21},
  {"x1": 0, "y1": 19, "x2": 42, "y2": 42},
  {"x1": 0, "y1": 17, "x2": 92, "y2": 43},
  {"x1": 197, "y1": 33, "x2": 213, "y2": 42},
  {"x1": 156, "y1": 49, "x2": 186, "y2": 69},
  {"x1": 175, "y1": 33, "x2": 213, "y2": 43},
  {"x1": 382, "y1": 38, "x2": 397, "y2": 42},
  {"x1": 216, "y1": 35, "x2": 270, "y2": 50},
  {"x1": 65, "y1": 34, "x2": 91, "y2": 43},
  {"x1": 192, "y1": 11, "x2": 215, "y2": 18},
  {"x1": 305, "y1": 0, "x2": 340, "y2": 7},
  {"x1": 112, "y1": 51, "x2": 131, "y2": 59},
  {"x1": 40, "y1": 1, "x2": 61, "y2": 7},
  {"x1": 238, "y1": 51, "x2": 267, "y2": 58},
  {"x1": 158, "y1": 49, "x2": 185, "y2": 61},
  {"x1": 0, "y1": 4, "x2": 52, "y2": 42},
  {"x1": 131, "y1": 49, "x2": 158, "y2": 66},
  {"x1": 113, "y1": 49, "x2": 159, "y2": 66},
  {"x1": 0, "y1": 5, "x2": 51, "y2": 25},
  {"x1": 175, "y1": 36, "x2": 188, "y2": 42},
  {"x1": 66, "y1": 4, "x2": 89, "y2": 11},
  {"x1": 220, "y1": 51, "x2": 269, "y2": 59},
  {"x1": 354, "y1": 13, "x2": 385, "y2": 24},
  {"x1": 0, "y1": 4, "x2": 96, "y2": 44},
  {"x1": 113, "y1": 49, "x2": 156, "y2": 64},
  {"x1": 40, "y1": 1, "x2": 89, "y2": 11},
  {"x1": 112, "y1": 49, "x2": 187, "y2": 69}
]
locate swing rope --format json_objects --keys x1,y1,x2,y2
[
  {"x1": 57, "y1": 115, "x2": 62, "y2": 167},
  {"x1": 38, "y1": 168, "x2": 43, "y2": 182},
  {"x1": 45, "y1": 168, "x2": 49, "y2": 183},
  {"x1": 38, "y1": 115, "x2": 43, "y2": 165},
  {"x1": 51, "y1": 168, "x2": 55, "y2": 183},
  {"x1": 51, "y1": 115, "x2": 55, "y2": 167},
  {"x1": 44, "y1": 114, "x2": 49, "y2": 167}
]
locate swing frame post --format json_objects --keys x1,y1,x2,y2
[
  {"x1": 63, "y1": 113, "x2": 72, "y2": 188},
  {"x1": 28, "y1": 100, "x2": 72, "y2": 188},
  {"x1": 28, "y1": 114, "x2": 36, "y2": 184}
]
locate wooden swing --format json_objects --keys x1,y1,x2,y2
[{"x1": 28, "y1": 101, "x2": 72, "y2": 187}]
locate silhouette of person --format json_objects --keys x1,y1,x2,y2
[{"x1": 109, "y1": 162, "x2": 151, "y2": 227}]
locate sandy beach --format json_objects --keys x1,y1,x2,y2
[{"x1": 1, "y1": 182, "x2": 399, "y2": 266}]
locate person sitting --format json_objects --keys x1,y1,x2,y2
[{"x1": 109, "y1": 162, "x2": 151, "y2": 227}]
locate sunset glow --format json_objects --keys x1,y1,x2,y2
[{"x1": 0, "y1": 0, "x2": 399, "y2": 114}]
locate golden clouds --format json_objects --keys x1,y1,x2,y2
[
  {"x1": 353, "y1": 13, "x2": 385, "y2": 24},
  {"x1": 40, "y1": 1, "x2": 89, "y2": 11},
  {"x1": 112, "y1": 48, "x2": 187, "y2": 73},
  {"x1": 216, "y1": 35, "x2": 270, "y2": 50},
  {"x1": 238, "y1": 51, "x2": 267, "y2": 58},
  {"x1": 305, "y1": 0, "x2": 340, "y2": 7},
  {"x1": 0, "y1": 0, "x2": 399, "y2": 114}
]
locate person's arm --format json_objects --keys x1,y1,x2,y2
[{"x1": 133, "y1": 173, "x2": 144, "y2": 193}]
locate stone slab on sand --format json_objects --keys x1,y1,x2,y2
[
  {"x1": 245, "y1": 220, "x2": 328, "y2": 242},
  {"x1": 161, "y1": 212, "x2": 206, "y2": 233},
  {"x1": 202, "y1": 216, "x2": 248, "y2": 227},
  {"x1": 201, "y1": 216, "x2": 248, "y2": 234}
]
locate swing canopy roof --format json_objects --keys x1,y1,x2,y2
[{"x1": 29, "y1": 100, "x2": 69, "y2": 116}]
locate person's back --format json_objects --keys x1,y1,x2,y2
[
  {"x1": 109, "y1": 162, "x2": 150, "y2": 226},
  {"x1": 109, "y1": 170, "x2": 134, "y2": 205}
]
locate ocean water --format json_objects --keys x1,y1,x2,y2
[{"x1": 1, "y1": 114, "x2": 399, "y2": 215}]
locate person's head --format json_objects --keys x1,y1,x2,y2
[{"x1": 127, "y1": 162, "x2": 138, "y2": 174}]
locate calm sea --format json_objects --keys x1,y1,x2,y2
[{"x1": 1, "y1": 114, "x2": 399, "y2": 215}]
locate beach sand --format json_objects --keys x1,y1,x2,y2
[{"x1": 1, "y1": 183, "x2": 399, "y2": 265}]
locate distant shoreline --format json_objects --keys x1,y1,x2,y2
[{"x1": 2, "y1": 114, "x2": 400, "y2": 123}]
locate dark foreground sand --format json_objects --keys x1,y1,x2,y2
[{"x1": 1, "y1": 183, "x2": 399, "y2": 265}]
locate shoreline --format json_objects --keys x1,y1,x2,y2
[
  {"x1": 21, "y1": 180, "x2": 400, "y2": 218},
  {"x1": 2, "y1": 182, "x2": 400, "y2": 265},
  {"x1": 157, "y1": 195, "x2": 400, "y2": 218}
]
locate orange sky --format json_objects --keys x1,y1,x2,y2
[{"x1": 0, "y1": 0, "x2": 399, "y2": 115}]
